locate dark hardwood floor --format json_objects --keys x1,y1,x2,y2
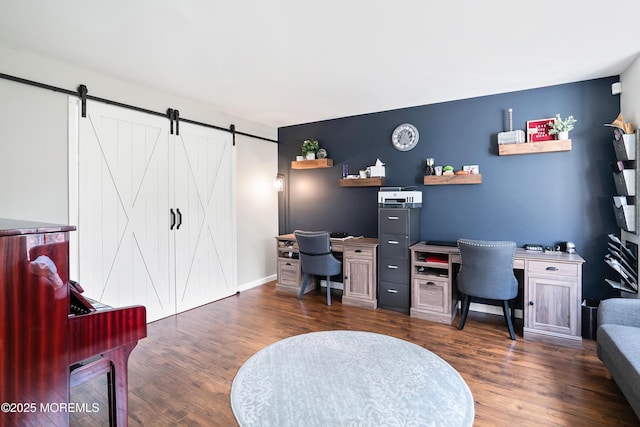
[{"x1": 71, "y1": 282, "x2": 639, "y2": 426}]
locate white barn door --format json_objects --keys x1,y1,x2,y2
[
  {"x1": 71, "y1": 100, "x2": 174, "y2": 322},
  {"x1": 69, "y1": 99, "x2": 237, "y2": 322},
  {"x1": 171, "y1": 122, "x2": 237, "y2": 312}
]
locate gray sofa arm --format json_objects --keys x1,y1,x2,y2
[{"x1": 598, "y1": 298, "x2": 640, "y2": 328}]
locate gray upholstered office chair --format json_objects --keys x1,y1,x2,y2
[
  {"x1": 294, "y1": 230, "x2": 342, "y2": 306},
  {"x1": 456, "y1": 239, "x2": 518, "y2": 340}
]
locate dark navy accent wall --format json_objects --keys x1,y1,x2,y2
[{"x1": 278, "y1": 77, "x2": 621, "y2": 300}]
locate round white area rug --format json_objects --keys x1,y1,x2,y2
[{"x1": 231, "y1": 330, "x2": 474, "y2": 426}]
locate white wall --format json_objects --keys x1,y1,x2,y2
[
  {"x1": 620, "y1": 56, "x2": 640, "y2": 298},
  {"x1": 0, "y1": 45, "x2": 277, "y2": 289},
  {"x1": 236, "y1": 135, "x2": 278, "y2": 289},
  {"x1": 0, "y1": 78, "x2": 70, "y2": 223},
  {"x1": 621, "y1": 56, "x2": 640, "y2": 127}
]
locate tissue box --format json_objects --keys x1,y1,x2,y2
[{"x1": 369, "y1": 166, "x2": 385, "y2": 177}]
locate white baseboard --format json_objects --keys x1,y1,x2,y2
[
  {"x1": 238, "y1": 274, "x2": 276, "y2": 292},
  {"x1": 320, "y1": 280, "x2": 344, "y2": 291}
]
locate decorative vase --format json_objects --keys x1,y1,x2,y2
[
  {"x1": 306, "y1": 152, "x2": 316, "y2": 160},
  {"x1": 558, "y1": 131, "x2": 569, "y2": 140}
]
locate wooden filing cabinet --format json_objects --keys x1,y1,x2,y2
[
  {"x1": 342, "y1": 243, "x2": 378, "y2": 309},
  {"x1": 524, "y1": 258, "x2": 582, "y2": 343},
  {"x1": 275, "y1": 237, "x2": 315, "y2": 295},
  {"x1": 410, "y1": 244, "x2": 458, "y2": 323},
  {"x1": 277, "y1": 258, "x2": 303, "y2": 291}
]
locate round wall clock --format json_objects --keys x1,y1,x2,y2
[{"x1": 391, "y1": 123, "x2": 419, "y2": 151}]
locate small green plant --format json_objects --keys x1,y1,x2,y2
[
  {"x1": 548, "y1": 114, "x2": 577, "y2": 134},
  {"x1": 301, "y1": 139, "x2": 319, "y2": 156}
]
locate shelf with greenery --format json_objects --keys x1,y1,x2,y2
[
  {"x1": 500, "y1": 114, "x2": 575, "y2": 156},
  {"x1": 548, "y1": 114, "x2": 576, "y2": 140},
  {"x1": 291, "y1": 158, "x2": 334, "y2": 169},
  {"x1": 301, "y1": 139, "x2": 319, "y2": 158},
  {"x1": 498, "y1": 139, "x2": 571, "y2": 156}
]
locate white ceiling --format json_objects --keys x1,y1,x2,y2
[{"x1": 1, "y1": 1, "x2": 639, "y2": 128}]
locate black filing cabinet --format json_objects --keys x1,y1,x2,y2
[{"x1": 378, "y1": 208, "x2": 420, "y2": 313}]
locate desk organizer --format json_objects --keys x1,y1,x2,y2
[
  {"x1": 613, "y1": 133, "x2": 636, "y2": 161},
  {"x1": 613, "y1": 169, "x2": 636, "y2": 196},
  {"x1": 614, "y1": 202, "x2": 636, "y2": 232}
]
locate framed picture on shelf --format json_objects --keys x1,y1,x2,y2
[{"x1": 526, "y1": 118, "x2": 555, "y2": 142}]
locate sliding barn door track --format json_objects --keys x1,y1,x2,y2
[{"x1": 0, "y1": 72, "x2": 278, "y2": 144}]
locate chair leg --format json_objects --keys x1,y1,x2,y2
[
  {"x1": 458, "y1": 294, "x2": 471, "y2": 330},
  {"x1": 326, "y1": 276, "x2": 331, "y2": 306},
  {"x1": 502, "y1": 300, "x2": 516, "y2": 340},
  {"x1": 298, "y1": 273, "x2": 310, "y2": 300}
]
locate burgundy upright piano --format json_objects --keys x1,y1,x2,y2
[{"x1": 0, "y1": 219, "x2": 146, "y2": 426}]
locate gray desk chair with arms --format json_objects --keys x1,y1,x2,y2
[
  {"x1": 457, "y1": 239, "x2": 518, "y2": 340},
  {"x1": 295, "y1": 230, "x2": 342, "y2": 306}
]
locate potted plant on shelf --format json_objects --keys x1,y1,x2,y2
[
  {"x1": 548, "y1": 114, "x2": 577, "y2": 140},
  {"x1": 301, "y1": 139, "x2": 319, "y2": 160}
]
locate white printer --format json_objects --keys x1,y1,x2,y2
[{"x1": 377, "y1": 187, "x2": 422, "y2": 208}]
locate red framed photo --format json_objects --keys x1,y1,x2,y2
[{"x1": 526, "y1": 118, "x2": 555, "y2": 142}]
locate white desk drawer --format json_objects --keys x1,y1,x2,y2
[{"x1": 528, "y1": 260, "x2": 578, "y2": 277}]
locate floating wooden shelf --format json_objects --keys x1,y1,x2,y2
[
  {"x1": 498, "y1": 139, "x2": 571, "y2": 156},
  {"x1": 291, "y1": 158, "x2": 333, "y2": 169},
  {"x1": 338, "y1": 177, "x2": 386, "y2": 187},
  {"x1": 424, "y1": 174, "x2": 482, "y2": 185}
]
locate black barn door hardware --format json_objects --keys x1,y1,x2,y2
[
  {"x1": 167, "y1": 108, "x2": 174, "y2": 134},
  {"x1": 0, "y1": 72, "x2": 278, "y2": 143},
  {"x1": 78, "y1": 84, "x2": 88, "y2": 117}
]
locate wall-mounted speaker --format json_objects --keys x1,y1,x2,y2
[{"x1": 612, "y1": 82, "x2": 622, "y2": 95}]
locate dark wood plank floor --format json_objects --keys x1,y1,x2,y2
[{"x1": 71, "y1": 282, "x2": 639, "y2": 426}]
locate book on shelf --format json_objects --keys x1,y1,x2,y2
[{"x1": 425, "y1": 254, "x2": 448, "y2": 264}]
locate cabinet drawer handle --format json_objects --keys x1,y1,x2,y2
[
  {"x1": 426, "y1": 281, "x2": 436, "y2": 286},
  {"x1": 388, "y1": 216, "x2": 399, "y2": 220},
  {"x1": 285, "y1": 263, "x2": 292, "y2": 266},
  {"x1": 388, "y1": 240, "x2": 399, "y2": 245},
  {"x1": 386, "y1": 289, "x2": 399, "y2": 294},
  {"x1": 545, "y1": 266, "x2": 559, "y2": 271},
  {"x1": 387, "y1": 265, "x2": 398, "y2": 269},
  {"x1": 354, "y1": 249, "x2": 362, "y2": 253}
]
